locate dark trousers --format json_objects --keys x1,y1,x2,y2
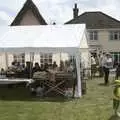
[
  {"x1": 103, "y1": 67, "x2": 109, "y2": 85},
  {"x1": 99, "y1": 66, "x2": 104, "y2": 77},
  {"x1": 116, "y1": 72, "x2": 119, "y2": 80},
  {"x1": 116, "y1": 69, "x2": 120, "y2": 80},
  {"x1": 113, "y1": 99, "x2": 120, "y2": 111}
]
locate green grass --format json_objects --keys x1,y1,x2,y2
[{"x1": 0, "y1": 78, "x2": 118, "y2": 120}]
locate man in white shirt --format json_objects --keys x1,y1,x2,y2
[
  {"x1": 91, "y1": 56, "x2": 96, "y2": 65},
  {"x1": 102, "y1": 53, "x2": 113, "y2": 85}
]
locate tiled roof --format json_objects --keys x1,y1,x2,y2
[{"x1": 65, "y1": 12, "x2": 120, "y2": 29}]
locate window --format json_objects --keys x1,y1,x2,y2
[
  {"x1": 13, "y1": 53, "x2": 25, "y2": 66},
  {"x1": 40, "y1": 53, "x2": 52, "y2": 66},
  {"x1": 109, "y1": 31, "x2": 120, "y2": 40},
  {"x1": 110, "y1": 52, "x2": 120, "y2": 64},
  {"x1": 89, "y1": 31, "x2": 98, "y2": 40}
]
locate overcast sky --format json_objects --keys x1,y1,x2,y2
[{"x1": 0, "y1": 0, "x2": 120, "y2": 25}]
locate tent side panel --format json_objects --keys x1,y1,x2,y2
[
  {"x1": 25, "y1": 53, "x2": 30, "y2": 63},
  {"x1": 0, "y1": 53, "x2": 6, "y2": 70},
  {"x1": 53, "y1": 53, "x2": 69, "y2": 66},
  {"x1": 75, "y1": 53, "x2": 82, "y2": 97},
  {"x1": 80, "y1": 49, "x2": 90, "y2": 68},
  {"x1": 33, "y1": 53, "x2": 40, "y2": 65},
  {"x1": 0, "y1": 53, "x2": 13, "y2": 70},
  {"x1": 8, "y1": 54, "x2": 14, "y2": 67},
  {"x1": 80, "y1": 30, "x2": 89, "y2": 49}
]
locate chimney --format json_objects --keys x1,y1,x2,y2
[
  {"x1": 53, "y1": 22, "x2": 56, "y2": 25},
  {"x1": 73, "y1": 3, "x2": 79, "y2": 19}
]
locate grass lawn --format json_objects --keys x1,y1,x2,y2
[{"x1": 0, "y1": 78, "x2": 118, "y2": 120}]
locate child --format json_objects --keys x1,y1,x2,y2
[{"x1": 113, "y1": 80, "x2": 120, "y2": 116}]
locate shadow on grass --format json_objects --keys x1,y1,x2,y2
[
  {"x1": 108, "y1": 115, "x2": 120, "y2": 120},
  {"x1": 0, "y1": 87, "x2": 73, "y2": 102},
  {"x1": 98, "y1": 83, "x2": 106, "y2": 86},
  {"x1": 98, "y1": 83, "x2": 114, "y2": 87}
]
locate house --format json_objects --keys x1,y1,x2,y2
[
  {"x1": 9, "y1": 0, "x2": 49, "y2": 67},
  {"x1": 65, "y1": 3, "x2": 120, "y2": 64},
  {"x1": 11, "y1": 0, "x2": 47, "y2": 25}
]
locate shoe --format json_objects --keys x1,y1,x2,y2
[
  {"x1": 115, "y1": 111, "x2": 120, "y2": 117},
  {"x1": 105, "y1": 83, "x2": 109, "y2": 86}
]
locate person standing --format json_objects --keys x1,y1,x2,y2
[
  {"x1": 91, "y1": 55, "x2": 96, "y2": 79},
  {"x1": 99, "y1": 52, "x2": 105, "y2": 77},
  {"x1": 32, "y1": 62, "x2": 41, "y2": 73},
  {"x1": 102, "y1": 53, "x2": 113, "y2": 85}
]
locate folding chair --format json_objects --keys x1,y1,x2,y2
[{"x1": 43, "y1": 80, "x2": 65, "y2": 96}]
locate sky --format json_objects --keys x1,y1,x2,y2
[{"x1": 0, "y1": 0, "x2": 120, "y2": 25}]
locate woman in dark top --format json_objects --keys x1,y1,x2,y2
[
  {"x1": 52, "y1": 61, "x2": 58, "y2": 70},
  {"x1": 24, "y1": 61, "x2": 33, "y2": 78},
  {"x1": 32, "y1": 62, "x2": 41, "y2": 73}
]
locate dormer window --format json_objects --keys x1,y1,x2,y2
[{"x1": 89, "y1": 31, "x2": 98, "y2": 41}]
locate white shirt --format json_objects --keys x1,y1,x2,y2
[
  {"x1": 91, "y1": 56, "x2": 96, "y2": 65},
  {"x1": 102, "y1": 56, "x2": 113, "y2": 68}
]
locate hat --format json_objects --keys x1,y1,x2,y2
[
  {"x1": 106, "y1": 52, "x2": 111, "y2": 56},
  {"x1": 114, "y1": 80, "x2": 120, "y2": 85}
]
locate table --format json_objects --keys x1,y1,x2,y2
[
  {"x1": 33, "y1": 71, "x2": 74, "y2": 97},
  {"x1": 43, "y1": 80, "x2": 65, "y2": 96},
  {"x1": 0, "y1": 78, "x2": 34, "y2": 85}
]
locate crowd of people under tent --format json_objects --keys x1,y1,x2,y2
[
  {"x1": 0, "y1": 58, "x2": 76, "y2": 97},
  {"x1": 0, "y1": 59, "x2": 75, "y2": 79}
]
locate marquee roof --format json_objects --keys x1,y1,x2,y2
[{"x1": 0, "y1": 24, "x2": 88, "y2": 55}]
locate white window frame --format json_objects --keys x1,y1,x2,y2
[
  {"x1": 109, "y1": 31, "x2": 120, "y2": 41},
  {"x1": 110, "y1": 52, "x2": 120, "y2": 64},
  {"x1": 89, "y1": 31, "x2": 98, "y2": 41}
]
